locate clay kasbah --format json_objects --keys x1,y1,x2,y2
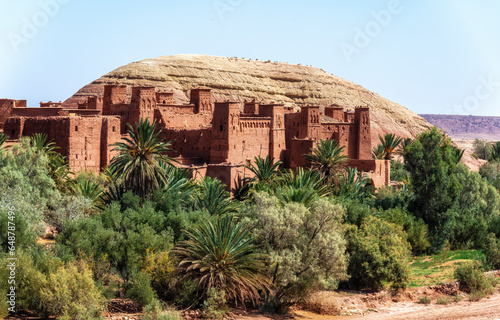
[{"x1": 0, "y1": 84, "x2": 389, "y2": 188}]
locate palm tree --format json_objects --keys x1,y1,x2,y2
[
  {"x1": 76, "y1": 178, "x2": 104, "y2": 206},
  {"x1": 398, "y1": 138, "x2": 413, "y2": 158},
  {"x1": 281, "y1": 167, "x2": 329, "y2": 197},
  {"x1": 337, "y1": 167, "x2": 375, "y2": 201},
  {"x1": 173, "y1": 214, "x2": 271, "y2": 305},
  {"x1": 110, "y1": 119, "x2": 175, "y2": 198},
  {"x1": 372, "y1": 144, "x2": 386, "y2": 159},
  {"x1": 379, "y1": 133, "x2": 403, "y2": 160},
  {"x1": 0, "y1": 132, "x2": 9, "y2": 151},
  {"x1": 303, "y1": 139, "x2": 348, "y2": 184},
  {"x1": 193, "y1": 177, "x2": 239, "y2": 216},
  {"x1": 31, "y1": 133, "x2": 75, "y2": 192},
  {"x1": 244, "y1": 156, "x2": 283, "y2": 188}
]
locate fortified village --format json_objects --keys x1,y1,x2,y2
[{"x1": 0, "y1": 85, "x2": 390, "y2": 189}]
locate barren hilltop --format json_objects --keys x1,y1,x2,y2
[{"x1": 65, "y1": 54, "x2": 432, "y2": 143}]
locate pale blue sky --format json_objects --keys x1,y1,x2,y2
[{"x1": 0, "y1": 0, "x2": 499, "y2": 115}]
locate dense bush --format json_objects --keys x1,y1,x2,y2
[
  {"x1": 454, "y1": 262, "x2": 494, "y2": 297},
  {"x1": 480, "y1": 161, "x2": 500, "y2": 191},
  {"x1": 376, "y1": 207, "x2": 430, "y2": 255},
  {"x1": 473, "y1": 139, "x2": 493, "y2": 160},
  {"x1": 404, "y1": 127, "x2": 463, "y2": 250},
  {"x1": 245, "y1": 193, "x2": 347, "y2": 303},
  {"x1": 57, "y1": 199, "x2": 174, "y2": 278},
  {"x1": 126, "y1": 272, "x2": 157, "y2": 307},
  {"x1": 345, "y1": 216, "x2": 412, "y2": 290},
  {"x1": 374, "y1": 186, "x2": 410, "y2": 211},
  {"x1": 483, "y1": 233, "x2": 500, "y2": 270},
  {"x1": 0, "y1": 251, "x2": 104, "y2": 319},
  {"x1": 447, "y1": 165, "x2": 500, "y2": 249}
]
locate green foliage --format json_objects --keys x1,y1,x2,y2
[
  {"x1": 473, "y1": 139, "x2": 493, "y2": 160},
  {"x1": 418, "y1": 296, "x2": 431, "y2": 305},
  {"x1": 303, "y1": 139, "x2": 348, "y2": 185},
  {"x1": 203, "y1": 287, "x2": 229, "y2": 319},
  {"x1": 110, "y1": 119, "x2": 175, "y2": 198},
  {"x1": 127, "y1": 272, "x2": 157, "y2": 307},
  {"x1": 403, "y1": 127, "x2": 463, "y2": 250},
  {"x1": 379, "y1": 133, "x2": 402, "y2": 160},
  {"x1": 75, "y1": 177, "x2": 104, "y2": 205},
  {"x1": 482, "y1": 233, "x2": 500, "y2": 270},
  {"x1": 245, "y1": 193, "x2": 347, "y2": 303},
  {"x1": 0, "y1": 132, "x2": 8, "y2": 151},
  {"x1": 336, "y1": 167, "x2": 375, "y2": 202},
  {"x1": 346, "y1": 216, "x2": 412, "y2": 290},
  {"x1": 39, "y1": 260, "x2": 105, "y2": 320},
  {"x1": 376, "y1": 207, "x2": 430, "y2": 255},
  {"x1": 374, "y1": 186, "x2": 410, "y2": 211},
  {"x1": 174, "y1": 278, "x2": 199, "y2": 308},
  {"x1": 244, "y1": 155, "x2": 283, "y2": 189},
  {"x1": 454, "y1": 262, "x2": 494, "y2": 297},
  {"x1": 372, "y1": 144, "x2": 386, "y2": 159},
  {"x1": 174, "y1": 214, "x2": 270, "y2": 305},
  {"x1": 436, "y1": 297, "x2": 450, "y2": 305},
  {"x1": 57, "y1": 200, "x2": 173, "y2": 277},
  {"x1": 480, "y1": 161, "x2": 500, "y2": 191},
  {"x1": 447, "y1": 164, "x2": 500, "y2": 249},
  {"x1": 143, "y1": 300, "x2": 183, "y2": 320},
  {"x1": 489, "y1": 141, "x2": 500, "y2": 162},
  {"x1": 193, "y1": 177, "x2": 239, "y2": 215},
  {"x1": 0, "y1": 251, "x2": 104, "y2": 319},
  {"x1": 272, "y1": 168, "x2": 329, "y2": 207},
  {"x1": 339, "y1": 198, "x2": 372, "y2": 227},
  {"x1": 390, "y1": 160, "x2": 410, "y2": 182}
]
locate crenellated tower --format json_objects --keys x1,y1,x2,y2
[
  {"x1": 129, "y1": 87, "x2": 156, "y2": 124},
  {"x1": 354, "y1": 106, "x2": 371, "y2": 159},
  {"x1": 103, "y1": 85, "x2": 127, "y2": 115},
  {"x1": 190, "y1": 88, "x2": 213, "y2": 114},
  {"x1": 210, "y1": 101, "x2": 240, "y2": 163}
]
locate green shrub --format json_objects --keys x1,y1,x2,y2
[
  {"x1": 126, "y1": 272, "x2": 157, "y2": 308},
  {"x1": 57, "y1": 201, "x2": 173, "y2": 277},
  {"x1": 245, "y1": 193, "x2": 347, "y2": 303},
  {"x1": 346, "y1": 216, "x2": 412, "y2": 290},
  {"x1": 454, "y1": 262, "x2": 494, "y2": 298},
  {"x1": 203, "y1": 288, "x2": 229, "y2": 320},
  {"x1": 0, "y1": 251, "x2": 105, "y2": 319},
  {"x1": 374, "y1": 186, "x2": 410, "y2": 211},
  {"x1": 376, "y1": 207, "x2": 430, "y2": 255},
  {"x1": 418, "y1": 296, "x2": 431, "y2": 305},
  {"x1": 482, "y1": 233, "x2": 500, "y2": 269},
  {"x1": 142, "y1": 300, "x2": 183, "y2": 320},
  {"x1": 39, "y1": 261, "x2": 105, "y2": 320},
  {"x1": 436, "y1": 297, "x2": 450, "y2": 305},
  {"x1": 174, "y1": 278, "x2": 199, "y2": 308}
]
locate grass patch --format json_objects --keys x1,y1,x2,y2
[
  {"x1": 410, "y1": 250, "x2": 484, "y2": 287},
  {"x1": 436, "y1": 297, "x2": 450, "y2": 305},
  {"x1": 418, "y1": 296, "x2": 431, "y2": 305}
]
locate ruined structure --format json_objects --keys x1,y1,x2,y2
[{"x1": 1, "y1": 85, "x2": 390, "y2": 188}]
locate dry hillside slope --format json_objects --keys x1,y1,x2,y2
[{"x1": 65, "y1": 54, "x2": 432, "y2": 143}]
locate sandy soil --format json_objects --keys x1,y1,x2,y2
[{"x1": 294, "y1": 295, "x2": 500, "y2": 320}]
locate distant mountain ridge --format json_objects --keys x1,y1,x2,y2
[{"x1": 420, "y1": 114, "x2": 500, "y2": 140}]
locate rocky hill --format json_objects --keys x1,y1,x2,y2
[
  {"x1": 420, "y1": 114, "x2": 500, "y2": 140},
  {"x1": 64, "y1": 54, "x2": 432, "y2": 143}
]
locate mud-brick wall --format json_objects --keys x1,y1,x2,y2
[
  {"x1": 163, "y1": 128, "x2": 212, "y2": 161},
  {"x1": 67, "y1": 117, "x2": 107, "y2": 172}
]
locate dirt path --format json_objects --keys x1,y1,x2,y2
[{"x1": 292, "y1": 294, "x2": 500, "y2": 320}]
